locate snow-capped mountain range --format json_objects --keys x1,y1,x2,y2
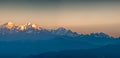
[
  {"x1": 0, "y1": 22, "x2": 79, "y2": 38},
  {"x1": 0, "y1": 22, "x2": 119, "y2": 40}
]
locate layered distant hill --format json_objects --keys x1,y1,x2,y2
[{"x1": 24, "y1": 43, "x2": 120, "y2": 58}]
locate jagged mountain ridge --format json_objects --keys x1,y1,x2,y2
[
  {"x1": 0, "y1": 22, "x2": 79, "y2": 37},
  {"x1": 0, "y1": 22, "x2": 42, "y2": 30},
  {"x1": 0, "y1": 22, "x2": 119, "y2": 40}
]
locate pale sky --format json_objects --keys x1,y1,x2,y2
[{"x1": 0, "y1": 0, "x2": 120, "y2": 37}]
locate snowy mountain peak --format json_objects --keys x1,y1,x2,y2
[
  {"x1": 23, "y1": 22, "x2": 42, "y2": 30},
  {"x1": 26, "y1": 22, "x2": 32, "y2": 26},
  {"x1": 3, "y1": 22, "x2": 15, "y2": 29},
  {"x1": 17, "y1": 25, "x2": 26, "y2": 30},
  {"x1": 51, "y1": 27, "x2": 79, "y2": 37}
]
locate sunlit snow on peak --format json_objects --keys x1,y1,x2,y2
[{"x1": 5, "y1": 22, "x2": 15, "y2": 29}]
